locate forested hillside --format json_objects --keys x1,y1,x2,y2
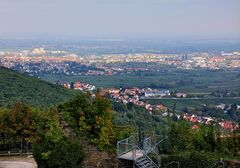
[{"x1": 0, "y1": 67, "x2": 77, "y2": 107}]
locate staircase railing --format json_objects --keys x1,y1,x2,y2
[
  {"x1": 163, "y1": 161, "x2": 179, "y2": 168},
  {"x1": 117, "y1": 134, "x2": 165, "y2": 168},
  {"x1": 207, "y1": 160, "x2": 225, "y2": 168},
  {"x1": 142, "y1": 136, "x2": 152, "y2": 154},
  {"x1": 148, "y1": 148, "x2": 161, "y2": 167},
  {"x1": 117, "y1": 135, "x2": 135, "y2": 157},
  {"x1": 141, "y1": 135, "x2": 167, "y2": 168},
  {"x1": 148, "y1": 136, "x2": 168, "y2": 154},
  {"x1": 135, "y1": 145, "x2": 159, "y2": 168}
]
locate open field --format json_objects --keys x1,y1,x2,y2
[
  {"x1": 143, "y1": 98, "x2": 240, "y2": 111},
  {"x1": 41, "y1": 69, "x2": 240, "y2": 93}
]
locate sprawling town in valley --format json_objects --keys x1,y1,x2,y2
[{"x1": 0, "y1": 48, "x2": 240, "y2": 77}]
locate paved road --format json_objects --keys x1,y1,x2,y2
[
  {"x1": 0, "y1": 157, "x2": 37, "y2": 168},
  {"x1": 141, "y1": 97, "x2": 240, "y2": 100},
  {"x1": 0, "y1": 161, "x2": 36, "y2": 168}
]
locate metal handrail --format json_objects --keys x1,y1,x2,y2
[
  {"x1": 164, "y1": 161, "x2": 180, "y2": 168},
  {"x1": 207, "y1": 160, "x2": 225, "y2": 168},
  {"x1": 117, "y1": 135, "x2": 134, "y2": 143},
  {"x1": 135, "y1": 145, "x2": 159, "y2": 168},
  {"x1": 117, "y1": 135, "x2": 135, "y2": 156},
  {"x1": 150, "y1": 136, "x2": 168, "y2": 152},
  {"x1": 117, "y1": 134, "x2": 165, "y2": 168},
  {"x1": 148, "y1": 149, "x2": 161, "y2": 168}
]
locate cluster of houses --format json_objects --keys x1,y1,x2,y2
[
  {"x1": 107, "y1": 87, "x2": 239, "y2": 132},
  {"x1": 60, "y1": 82, "x2": 238, "y2": 132},
  {"x1": 106, "y1": 87, "x2": 168, "y2": 113},
  {"x1": 143, "y1": 89, "x2": 170, "y2": 98},
  {"x1": 108, "y1": 87, "x2": 239, "y2": 131},
  {"x1": 63, "y1": 81, "x2": 96, "y2": 92},
  {"x1": 108, "y1": 87, "x2": 171, "y2": 98},
  {"x1": 181, "y1": 112, "x2": 239, "y2": 131}
]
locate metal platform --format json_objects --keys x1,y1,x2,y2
[
  {"x1": 118, "y1": 150, "x2": 143, "y2": 161},
  {"x1": 116, "y1": 134, "x2": 166, "y2": 168}
]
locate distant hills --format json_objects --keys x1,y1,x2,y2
[{"x1": 0, "y1": 67, "x2": 77, "y2": 107}]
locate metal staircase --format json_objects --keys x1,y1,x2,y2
[
  {"x1": 135, "y1": 153, "x2": 158, "y2": 168},
  {"x1": 136, "y1": 156, "x2": 156, "y2": 168},
  {"x1": 117, "y1": 133, "x2": 164, "y2": 168}
]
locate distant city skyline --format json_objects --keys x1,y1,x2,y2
[{"x1": 0, "y1": 0, "x2": 240, "y2": 40}]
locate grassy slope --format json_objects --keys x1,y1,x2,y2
[{"x1": 0, "y1": 67, "x2": 78, "y2": 107}]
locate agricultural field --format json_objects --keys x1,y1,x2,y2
[
  {"x1": 143, "y1": 98, "x2": 240, "y2": 111},
  {"x1": 41, "y1": 69, "x2": 240, "y2": 94}
]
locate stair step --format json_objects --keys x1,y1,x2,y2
[
  {"x1": 136, "y1": 164, "x2": 154, "y2": 168},
  {"x1": 135, "y1": 154, "x2": 158, "y2": 168},
  {"x1": 136, "y1": 160, "x2": 154, "y2": 168},
  {"x1": 137, "y1": 157, "x2": 146, "y2": 161},
  {"x1": 137, "y1": 162, "x2": 151, "y2": 166},
  {"x1": 137, "y1": 161, "x2": 149, "y2": 166},
  {"x1": 138, "y1": 160, "x2": 148, "y2": 163}
]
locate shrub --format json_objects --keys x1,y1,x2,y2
[{"x1": 33, "y1": 139, "x2": 84, "y2": 168}]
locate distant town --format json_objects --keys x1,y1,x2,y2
[{"x1": 0, "y1": 48, "x2": 240, "y2": 77}]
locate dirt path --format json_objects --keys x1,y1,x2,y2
[{"x1": 0, "y1": 156, "x2": 37, "y2": 168}]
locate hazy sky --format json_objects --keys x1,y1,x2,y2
[{"x1": 0, "y1": 0, "x2": 240, "y2": 39}]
